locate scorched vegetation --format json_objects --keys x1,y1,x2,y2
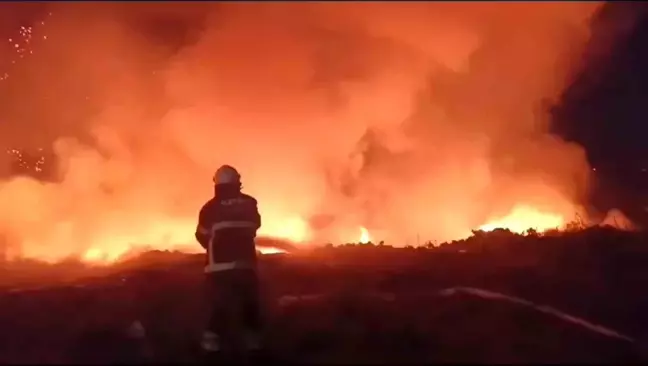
[{"x1": 0, "y1": 226, "x2": 646, "y2": 364}]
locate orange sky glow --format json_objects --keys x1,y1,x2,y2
[{"x1": 0, "y1": 2, "x2": 626, "y2": 264}]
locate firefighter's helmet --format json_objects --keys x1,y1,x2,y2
[{"x1": 213, "y1": 165, "x2": 241, "y2": 185}]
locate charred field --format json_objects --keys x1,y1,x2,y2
[{"x1": 0, "y1": 227, "x2": 647, "y2": 364}]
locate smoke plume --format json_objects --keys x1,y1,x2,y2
[{"x1": 0, "y1": 2, "x2": 611, "y2": 261}]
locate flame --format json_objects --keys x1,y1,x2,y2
[
  {"x1": 0, "y1": 3, "x2": 603, "y2": 266},
  {"x1": 23, "y1": 216, "x2": 300, "y2": 265},
  {"x1": 81, "y1": 244, "x2": 286, "y2": 265},
  {"x1": 359, "y1": 227, "x2": 371, "y2": 244},
  {"x1": 257, "y1": 216, "x2": 310, "y2": 243},
  {"x1": 478, "y1": 205, "x2": 565, "y2": 234},
  {"x1": 82, "y1": 247, "x2": 125, "y2": 263},
  {"x1": 258, "y1": 246, "x2": 286, "y2": 255},
  {"x1": 23, "y1": 200, "x2": 570, "y2": 265}
]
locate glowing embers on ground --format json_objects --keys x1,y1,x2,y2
[{"x1": 478, "y1": 205, "x2": 565, "y2": 234}]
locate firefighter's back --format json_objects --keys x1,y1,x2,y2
[{"x1": 200, "y1": 191, "x2": 260, "y2": 270}]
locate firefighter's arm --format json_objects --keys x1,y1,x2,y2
[
  {"x1": 250, "y1": 197, "x2": 261, "y2": 230},
  {"x1": 195, "y1": 205, "x2": 211, "y2": 250}
]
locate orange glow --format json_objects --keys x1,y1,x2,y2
[
  {"x1": 258, "y1": 246, "x2": 287, "y2": 255},
  {"x1": 478, "y1": 205, "x2": 565, "y2": 234},
  {"x1": 0, "y1": 2, "x2": 616, "y2": 265},
  {"x1": 258, "y1": 216, "x2": 310, "y2": 243},
  {"x1": 359, "y1": 227, "x2": 371, "y2": 244},
  {"x1": 82, "y1": 247, "x2": 125, "y2": 263}
]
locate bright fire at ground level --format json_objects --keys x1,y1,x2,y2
[
  {"x1": 477, "y1": 205, "x2": 565, "y2": 234},
  {"x1": 0, "y1": 2, "x2": 616, "y2": 274},
  {"x1": 80, "y1": 243, "x2": 288, "y2": 264},
  {"x1": 41, "y1": 204, "x2": 577, "y2": 265}
]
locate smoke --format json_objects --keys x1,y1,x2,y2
[{"x1": 0, "y1": 2, "x2": 610, "y2": 261}]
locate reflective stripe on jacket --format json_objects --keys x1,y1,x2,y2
[{"x1": 195, "y1": 190, "x2": 261, "y2": 273}]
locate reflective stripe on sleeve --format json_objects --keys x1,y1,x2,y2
[
  {"x1": 204, "y1": 260, "x2": 254, "y2": 273},
  {"x1": 197, "y1": 225, "x2": 210, "y2": 235}
]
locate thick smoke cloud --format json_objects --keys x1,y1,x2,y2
[{"x1": 0, "y1": 2, "x2": 608, "y2": 261}]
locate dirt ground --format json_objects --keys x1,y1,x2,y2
[{"x1": 0, "y1": 227, "x2": 645, "y2": 364}]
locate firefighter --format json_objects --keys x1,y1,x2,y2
[{"x1": 195, "y1": 165, "x2": 263, "y2": 355}]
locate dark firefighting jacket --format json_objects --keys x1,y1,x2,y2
[{"x1": 195, "y1": 185, "x2": 261, "y2": 273}]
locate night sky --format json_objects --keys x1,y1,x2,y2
[
  {"x1": 553, "y1": 2, "x2": 648, "y2": 227},
  {"x1": 1, "y1": 2, "x2": 647, "y2": 227}
]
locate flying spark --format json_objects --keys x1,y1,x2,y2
[{"x1": 1, "y1": 12, "x2": 52, "y2": 82}]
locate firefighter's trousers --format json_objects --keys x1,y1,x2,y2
[{"x1": 203, "y1": 268, "x2": 263, "y2": 352}]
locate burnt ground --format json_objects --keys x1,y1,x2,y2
[{"x1": 0, "y1": 227, "x2": 647, "y2": 364}]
